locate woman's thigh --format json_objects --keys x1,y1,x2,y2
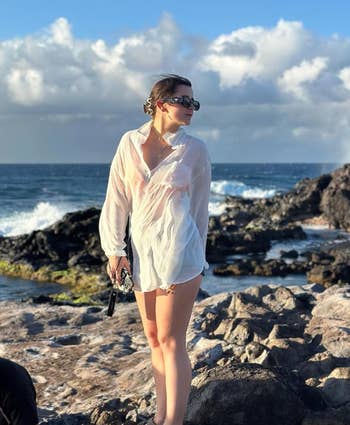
[
  {"x1": 155, "y1": 274, "x2": 202, "y2": 346},
  {"x1": 134, "y1": 289, "x2": 159, "y2": 347}
]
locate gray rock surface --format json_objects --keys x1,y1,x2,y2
[{"x1": 1, "y1": 283, "x2": 350, "y2": 424}]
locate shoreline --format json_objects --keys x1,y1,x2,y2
[
  {"x1": 0, "y1": 215, "x2": 349, "y2": 302},
  {"x1": 1, "y1": 163, "x2": 350, "y2": 302}
]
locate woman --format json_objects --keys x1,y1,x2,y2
[{"x1": 99, "y1": 74, "x2": 211, "y2": 425}]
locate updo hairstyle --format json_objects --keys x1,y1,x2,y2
[{"x1": 143, "y1": 74, "x2": 192, "y2": 118}]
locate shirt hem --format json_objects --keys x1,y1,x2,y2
[{"x1": 133, "y1": 264, "x2": 207, "y2": 293}]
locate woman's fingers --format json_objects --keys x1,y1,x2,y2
[
  {"x1": 120, "y1": 257, "x2": 132, "y2": 276},
  {"x1": 107, "y1": 256, "x2": 131, "y2": 284},
  {"x1": 107, "y1": 263, "x2": 116, "y2": 281}
]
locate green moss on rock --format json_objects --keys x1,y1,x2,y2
[
  {"x1": 0, "y1": 260, "x2": 104, "y2": 299},
  {"x1": 51, "y1": 292, "x2": 100, "y2": 306}
]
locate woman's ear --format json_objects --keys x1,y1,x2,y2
[{"x1": 156, "y1": 100, "x2": 167, "y2": 112}]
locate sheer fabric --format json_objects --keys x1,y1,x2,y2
[{"x1": 99, "y1": 120, "x2": 211, "y2": 292}]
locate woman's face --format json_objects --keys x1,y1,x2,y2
[{"x1": 162, "y1": 84, "x2": 196, "y2": 127}]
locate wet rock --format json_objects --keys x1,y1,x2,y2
[{"x1": 281, "y1": 249, "x2": 299, "y2": 259}]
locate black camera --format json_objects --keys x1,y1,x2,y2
[{"x1": 106, "y1": 268, "x2": 134, "y2": 317}]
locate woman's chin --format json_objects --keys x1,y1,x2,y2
[{"x1": 182, "y1": 118, "x2": 192, "y2": 126}]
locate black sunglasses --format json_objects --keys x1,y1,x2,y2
[{"x1": 162, "y1": 95, "x2": 200, "y2": 111}]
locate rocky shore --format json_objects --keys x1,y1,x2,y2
[
  {"x1": 207, "y1": 163, "x2": 350, "y2": 286},
  {"x1": 1, "y1": 163, "x2": 350, "y2": 423},
  {"x1": 1, "y1": 283, "x2": 350, "y2": 424},
  {"x1": 1, "y1": 164, "x2": 350, "y2": 295}
]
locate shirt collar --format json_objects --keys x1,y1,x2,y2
[{"x1": 134, "y1": 120, "x2": 186, "y2": 148}]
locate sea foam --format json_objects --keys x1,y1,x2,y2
[
  {"x1": 0, "y1": 180, "x2": 277, "y2": 236},
  {"x1": 211, "y1": 180, "x2": 276, "y2": 198},
  {"x1": 208, "y1": 201, "x2": 228, "y2": 216},
  {"x1": 0, "y1": 202, "x2": 76, "y2": 237}
]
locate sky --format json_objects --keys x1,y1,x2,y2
[{"x1": 1, "y1": 0, "x2": 350, "y2": 163}]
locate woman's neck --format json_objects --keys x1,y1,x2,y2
[{"x1": 152, "y1": 115, "x2": 180, "y2": 136}]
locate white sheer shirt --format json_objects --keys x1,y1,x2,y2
[{"x1": 99, "y1": 120, "x2": 211, "y2": 292}]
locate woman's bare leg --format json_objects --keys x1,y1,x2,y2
[
  {"x1": 155, "y1": 274, "x2": 202, "y2": 425},
  {"x1": 134, "y1": 289, "x2": 166, "y2": 425}
]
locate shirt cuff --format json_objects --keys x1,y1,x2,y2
[{"x1": 105, "y1": 249, "x2": 127, "y2": 257}]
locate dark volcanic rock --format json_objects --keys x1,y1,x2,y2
[
  {"x1": 281, "y1": 249, "x2": 299, "y2": 259},
  {"x1": 273, "y1": 173, "x2": 332, "y2": 222},
  {"x1": 320, "y1": 164, "x2": 350, "y2": 230},
  {"x1": 89, "y1": 398, "x2": 138, "y2": 425},
  {"x1": 306, "y1": 244, "x2": 350, "y2": 286},
  {"x1": 1, "y1": 163, "x2": 350, "y2": 290},
  {"x1": 214, "y1": 258, "x2": 308, "y2": 277},
  {"x1": 0, "y1": 207, "x2": 105, "y2": 271},
  {"x1": 186, "y1": 363, "x2": 306, "y2": 425}
]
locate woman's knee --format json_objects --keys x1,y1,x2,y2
[
  {"x1": 158, "y1": 333, "x2": 185, "y2": 352},
  {"x1": 145, "y1": 329, "x2": 161, "y2": 349}
]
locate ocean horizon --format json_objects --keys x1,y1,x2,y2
[{"x1": 0, "y1": 162, "x2": 343, "y2": 237}]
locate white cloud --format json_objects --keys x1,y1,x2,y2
[
  {"x1": 278, "y1": 57, "x2": 328, "y2": 100},
  {"x1": 1, "y1": 16, "x2": 350, "y2": 162},
  {"x1": 6, "y1": 68, "x2": 45, "y2": 105},
  {"x1": 49, "y1": 17, "x2": 73, "y2": 47},
  {"x1": 198, "y1": 19, "x2": 311, "y2": 87},
  {"x1": 339, "y1": 66, "x2": 350, "y2": 91}
]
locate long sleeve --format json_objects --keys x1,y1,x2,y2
[
  {"x1": 189, "y1": 144, "x2": 212, "y2": 270},
  {"x1": 99, "y1": 134, "x2": 131, "y2": 257}
]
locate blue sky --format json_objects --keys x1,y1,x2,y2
[
  {"x1": 1, "y1": 0, "x2": 350, "y2": 41},
  {"x1": 1, "y1": 1, "x2": 350, "y2": 163}
]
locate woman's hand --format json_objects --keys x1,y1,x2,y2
[{"x1": 107, "y1": 255, "x2": 131, "y2": 284}]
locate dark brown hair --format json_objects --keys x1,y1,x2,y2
[{"x1": 143, "y1": 74, "x2": 192, "y2": 118}]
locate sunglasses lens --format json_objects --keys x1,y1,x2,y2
[
  {"x1": 163, "y1": 97, "x2": 200, "y2": 111},
  {"x1": 192, "y1": 101, "x2": 200, "y2": 111},
  {"x1": 180, "y1": 96, "x2": 200, "y2": 110},
  {"x1": 182, "y1": 97, "x2": 192, "y2": 108}
]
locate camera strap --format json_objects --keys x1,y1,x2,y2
[{"x1": 126, "y1": 216, "x2": 133, "y2": 275}]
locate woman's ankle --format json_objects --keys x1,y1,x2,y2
[{"x1": 153, "y1": 413, "x2": 165, "y2": 425}]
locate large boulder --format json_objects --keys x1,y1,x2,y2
[
  {"x1": 185, "y1": 363, "x2": 306, "y2": 425},
  {"x1": 0, "y1": 207, "x2": 105, "y2": 270},
  {"x1": 321, "y1": 164, "x2": 350, "y2": 230},
  {"x1": 269, "y1": 173, "x2": 332, "y2": 222}
]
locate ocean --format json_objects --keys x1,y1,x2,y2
[{"x1": 0, "y1": 163, "x2": 348, "y2": 299}]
